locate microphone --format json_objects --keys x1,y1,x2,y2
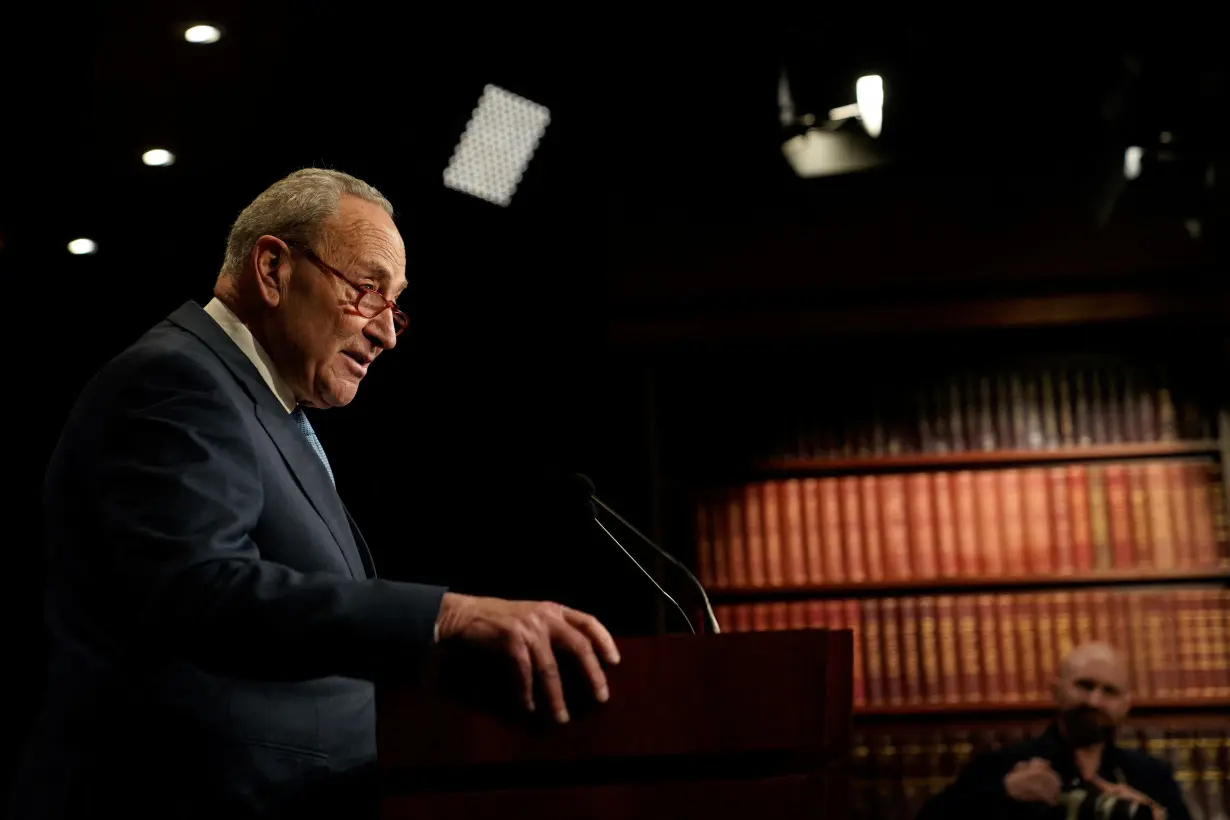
[{"x1": 569, "y1": 473, "x2": 721, "y2": 635}]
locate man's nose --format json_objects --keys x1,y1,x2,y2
[
  {"x1": 1086, "y1": 689, "x2": 1105, "y2": 708},
  {"x1": 366, "y1": 309, "x2": 397, "y2": 351}
]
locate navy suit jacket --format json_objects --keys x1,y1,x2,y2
[{"x1": 12, "y1": 302, "x2": 447, "y2": 818}]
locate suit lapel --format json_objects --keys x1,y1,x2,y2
[
  {"x1": 342, "y1": 502, "x2": 378, "y2": 578},
  {"x1": 166, "y1": 301, "x2": 366, "y2": 579}
]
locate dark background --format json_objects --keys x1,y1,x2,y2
[{"x1": 2, "y1": 3, "x2": 1227, "y2": 791}]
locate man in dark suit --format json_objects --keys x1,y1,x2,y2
[
  {"x1": 11, "y1": 168, "x2": 619, "y2": 819},
  {"x1": 917, "y1": 641, "x2": 1190, "y2": 820}
]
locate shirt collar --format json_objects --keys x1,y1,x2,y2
[{"x1": 203, "y1": 297, "x2": 298, "y2": 414}]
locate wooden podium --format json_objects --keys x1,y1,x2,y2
[{"x1": 376, "y1": 629, "x2": 853, "y2": 819}]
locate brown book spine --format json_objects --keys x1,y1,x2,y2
[
  {"x1": 819, "y1": 478, "x2": 845, "y2": 583},
  {"x1": 862, "y1": 599, "x2": 884, "y2": 706},
  {"x1": 1016, "y1": 594, "x2": 1041, "y2": 702},
  {"x1": 713, "y1": 604, "x2": 732, "y2": 632},
  {"x1": 751, "y1": 603, "x2": 773, "y2": 632},
  {"x1": 1049, "y1": 467, "x2": 1075, "y2": 574},
  {"x1": 801, "y1": 478, "x2": 824, "y2": 585},
  {"x1": 1054, "y1": 591, "x2": 1075, "y2": 663},
  {"x1": 787, "y1": 602, "x2": 808, "y2": 630},
  {"x1": 770, "y1": 601, "x2": 790, "y2": 630},
  {"x1": 840, "y1": 477, "x2": 866, "y2": 582},
  {"x1": 846, "y1": 599, "x2": 867, "y2": 706},
  {"x1": 1087, "y1": 467, "x2": 1112, "y2": 570},
  {"x1": 976, "y1": 471, "x2": 1005, "y2": 576},
  {"x1": 1117, "y1": 591, "x2": 1148, "y2": 696},
  {"x1": 1068, "y1": 466, "x2": 1093, "y2": 572},
  {"x1": 1074, "y1": 589, "x2": 1094, "y2": 646},
  {"x1": 900, "y1": 597, "x2": 923, "y2": 706},
  {"x1": 1166, "y1": 462, "x2": 1194, "y2": 569},
  {"x1": 725, "y1": 490, "x2": 748, "y2": 587},
  {"x1": 1104, "y1": 464, "x2": 1134, "y2": 569},
  {"x1": 919, "y1": 597, "x2": 942, "y2": 704},
  {"x1": 1035, "y1": 593, "x2": 1057, "y2": 687},
  {"x1": 781, "y1": 480, "x2": 807, "y2": 586},
  {"x1": 933, "y1": 472, "x2": 959, "y2": 577},
  {"x1": 1211, "y1": 590, "x2": 1230, "y2": 697},
  {"x1": 761, "y1": 482, "x2": 785, "y2": 587},
  {"x1": 1212, "y1": 462, "x2": 1230, "y2": 567},
  {"x1": 956, "y1": 596, "x2": 983, "y2": 701},
  {"x1": 1021, "y1": 468, "x2": 1053, "y2": 574},
  {"x1": 996, "y1": 595, "x2": 1020, "y2": 702},
  {"x1": 936, "y1": 595, "x2": 960, "y2": 704},
  {"x1": 999, "y1": 469, "x2": 1027, "y2": 576},
  {"x1": 805, "y1": 600, "x2": 825, "y2": 629},
  {"x1": 882, "y1": 598, "x2": 904, "y2": 706},
  {"x1": 1186, "y1": 463, "x2": 1217, "y2": 569},
  {"x1": 1145, "y1": 593, "x2": 1171, "y2": 697},
  {"x1": 710, "y1": 494, "x2": 730, "y2": 588},
  {"x1": 976, "y1": 594, "x2": 1002, "y2": 702},
  {"x1": 1177, "y1": 590, "x2": 1198, "y2": 697},
  {"x1": 744, "y1": 484, "x2": 767, "y2": 588},
  {"x1": 1161, "y1": 592, "x2": 1182, "y2": 697},
  {"x1": 953, "y1": 471, "x2": 979, "y2": 576},
  {"x1": 859, "y1": 475, "x2": 885, "y2": 581},
  {"x1": 1145, "y1": 462, "x2": 1176, "y2": 569},
  {"x1": 1090, "y1": 589, "x2": 1111, "y2": 643},
  {"x1": 880, "y1": 474, "x2": 911, "y2": 580},
  {"x1": 907, "y1": 473, "x2": 938, "y2": 579},
  {"x1": 696, "y1": 497, "x2": 714, "y2": 587},
  {"x1": 1128, "y1": 464, "x2": 1155, "y2": 568},
  {"x1": 733, "y1": 603, "x2": 753, "y2": 632}
]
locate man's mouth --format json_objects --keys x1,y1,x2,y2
[{"x1": 341, "y1": 351, "x2": 371, "y2": 374}]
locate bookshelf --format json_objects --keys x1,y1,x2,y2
[{"x1": 653, "y1": 331, "x2": 1230, "y2": 819}]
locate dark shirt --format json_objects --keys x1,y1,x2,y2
[{"x1": 916, "y1": 723, "x2": 1191, "y2": 820}]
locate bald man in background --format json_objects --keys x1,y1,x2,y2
[{"x1": 917, "y1": 642, "x2": 1191, "y2": 820}]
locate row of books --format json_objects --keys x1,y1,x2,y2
[
  {"x1": 849, "y1": 723, "x2": 1230, "y2": 820},
  {"x1": 695, "y1": 461, "x2": 1229, "y2": 589},
  {"x1": 757, "y1": 362, "x2": 1215, "y2": 461},
  {"x1": 713, "y1": 587, "x2": 1230, "y2": 707}
]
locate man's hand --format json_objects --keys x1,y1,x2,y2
[
  {"x1": 1089, "y1": 775, "x2": 1167, "y2": 819},
  {"x1": 1004, "y1": 758, "x2": 1063, "y2": 805},
  {"x1": 434, "y1": 593, "x2": 621, "y2": 724}
]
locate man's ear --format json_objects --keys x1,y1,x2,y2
[{"x1": 250, "y1": 235, "x2": 289, "y2": 307}]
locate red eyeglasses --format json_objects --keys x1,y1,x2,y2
[{"x1": 285, "y1": 241, "x2": 408, "y2": 336}]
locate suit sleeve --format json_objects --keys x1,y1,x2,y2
[
  {"x1": 914, "y1": 748, "x2": 1027, "y2": 820},
  {"x1": 1149, "y1": 761, "x2": 1192, "y2": 820},
  {"x1": 70, "y1": 352, "x2": 446, "y2": 682}
]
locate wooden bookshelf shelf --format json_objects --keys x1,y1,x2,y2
[
  {"x1": 753, "y1": 440, "x2": 1222, "y2": 477},
  {"x1": 710, "y1": 567, "x2": 1230, "y2": 601},
  {"x1": 853, "y1": 699, "x2": 1230, "y2": 721}
]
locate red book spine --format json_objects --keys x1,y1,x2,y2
[
  {"x1": 1074, "y1": 589, "x2": 1094, "y2": 646},
  {"x1": 953, "y1": 471, "x2": 979, "y2": 576},
  {"x1": 696, "y1": 497, "x2": 714, "y2": 587},
  {"x1": 1035, "y1": 593, "x2": 1057, "y2": 687},
  {"x1": 936, "y1": 595, "x2": 960, "y2": 704},
  {"x1": 975, "y1": 471, "x2": 1004, "y2": 576},
  {"x1": 862, "y1": 599, "x2": 884, "y2": 706},
  {"x1": 1016, "y1": 594, "x2": 1041, "y2": 702},
  {"x1": 933, "y1": 472, "x2": 959, "y2": 577},
  {"x1": 1160, "y1": 592, "x2": 1181, "y2": 697},
  {"x1": 840, "y1": 477, "x2": 867, "y2": 582},
  {"x1": 710, "y1": 494, "x2": 730, "y2": 588},
  {"x1": 1166, "y1": 462, "x2": 1194, "y2": 568},
  {"x1": 713, "y1": 604, "x2": 732, "y2": 632},
  {"x1": 1211, "y1": 590, "x2": 1230, "y2": 697},
  {"x1": 1104, "y1": 464, "x2": 1135, "y2": 569},
  {"x1": 787, "y1": 602, "x2": 808, "y2": 630},
  {"x1": 977, "y1": 594, "x2": 1003, "y2": 702},
  {"x1": 819, "y1": 478, "x2": 845, "y2": 583},
  {"x1": 1021, "y1": 468, "x2": 1053, "y2": 574},
  {"x1": 1145, "y1": 593, "x2": 1170, "y2": 697},
  {"x1": 733, "y1": 603, "x2": 753, "y2": 632},
  {"x1": 1068, "y1": 466, "x2": 1093, "y2": 572},
  {"x1": 1049, "y1": 467, "x2": 1075, "y2": 574},
  {"x1": 882, "y1": 598, "x2": 903, "y2": 706},
  {"x1": 996, "y1": 594, "x2": 1020, "y2": 702},
  {"x1": 744, "y1": 484, "x2": 767, "y2": 588},
  {"x1": 781, "y1": 480, "x2": 808, "y2": 586},
  {"x1": 900, "y1": 597, "x2": 923, "y2": 706},
  {"x1": 998, "y1": 469, "x2": 1027, "y2": 576},
  {"x1": 801, "y1": 478, "x2": 824, "y2": 585},
  {"x1": 907, "y1": 474, "x2": 938, "y2": 579},
  {"x1": 770, "y1": 601, "x2": 790, "y2": 630},
  {"x1": 956, "y1": 596, "x2": 982, "y2": 702},
  {"x1": 761, "y1": 482, "x2": 785, "y2": 587},
  {"x1": 1124, "y1": 590, "x2": 1151, "y2": 697},
  {"x1": 1090, "y1": 589, "x2": 1112, "y2": 643},
  {"x1": 1128, "y1": 464, "x2": 1154, "y2": 568},
  {"x1": 751, "y1": 603, "x2": 772, "y2": 632},
  {"x1": 1186, "y1": 463, "x2": 1217, "y2": 568},
  {"x1": 859, "y1": 475, "x2": 885, "y2": 581},
  {"x1": 1087, "y1": 467, "x2": 1112, "y2": 570},
  {"x1": 1053, "y1": 591, "x2": 1075, "y2": 662},
  {"x1": 725, "y1": 489, "x2": 748, "y2": 588},
  {"x1": 1177, "y1": 590, "x2": 1198, "y2": 697},
  {"x1": 805, "y1": 600, "x2": 825, "y2": 629},
  {"x1": 919, "y1": 597, "x2": 942, "y2": 704},
  {"x1": 879, "y1": 475, "x2": 911, "y2": 580}
]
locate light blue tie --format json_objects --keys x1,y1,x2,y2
[{"x1": 291, "y1": 408, "x2": 335, "y2": 486}]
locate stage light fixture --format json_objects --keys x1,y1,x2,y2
[
  {"x1": 1124, "y1": 146, "x2": 1143, "y2": 180},
  {"x1": 184, "y1": 25, "x2": 221, "y2": 44},
  {"x1": 855, "y1": 75, "x2": 884, "y2": 138},
  {"x1": 68, "y1": 238, "x2": 97, "y2": 255},
  {"x1": 443, "y1": 84, "x2": 550, "y2": 207},
  {"x1": 142, "y1": 148, "x2": 176, "y2": 167}
]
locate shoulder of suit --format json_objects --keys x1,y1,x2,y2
[{"x1": 1113, "y1": 744, "x2": 1176, "y2": 776}]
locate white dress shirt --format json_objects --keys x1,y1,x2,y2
[{"x1": 203, "y1": 297, "x2": 297, "y2": 414}]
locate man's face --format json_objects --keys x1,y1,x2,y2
[
  {"x1": 267, "y1": 196, "x2": 407, "y2": 408},
  {"x1": 1053, "y1": 650, "x2": 1131, "y2": 747}
]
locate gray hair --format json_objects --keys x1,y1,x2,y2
[{"x1": 221, "y1": 168, "x2": 393, "y2": 278}]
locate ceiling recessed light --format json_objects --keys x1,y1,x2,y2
[
  {"x1": 142, "y1": 148, "x2": 176, "y2": 167},
  {"x1": 68, "y1": 238, "x2": 98, "y2": 255},
  {"x1": 184, "y1": 24, "x2": 222, "y2": 44}
]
